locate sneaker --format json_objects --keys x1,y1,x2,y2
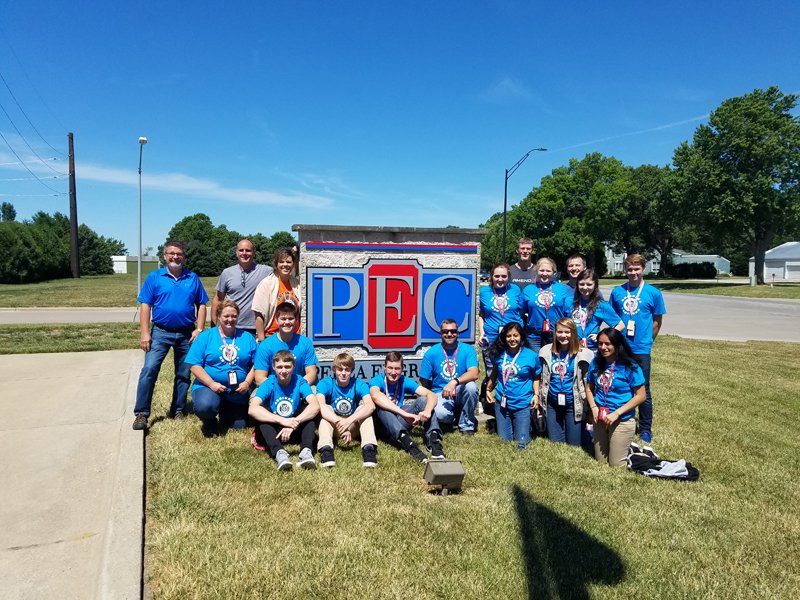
[
  {"x1": 408, "y1": 445, "x2": 429, "y2": 464},
  {"x1": 275, "y1": 449, "x2": 292, "y2": 471},
  {"x1": 427, "y1": 432, "x2": 446, "y2": 460},
  {"x1": 201, "y1": 420, "x2": 219, "y2": 438},
  {"x1": 361, "y1": 444, "x2": 378, "y2": 468},
  {"x1": 398, "y1": 432, "x2": 429, "y2": 464},
  {"x1": 297, "y1": 447, "x2": 316, "y2": 470},
  {"x1": 640, "y1": 431, "x2": 652, "y2": 444},
  {"x1": 172, "y1": 411, "x2": 186, "y2": 421},
  {"x1": 250, "y1": 430, "x2": 266, "y2": 452},
  {"x1": 319, "y1": 446, "x2": 336, "y2": 468},
  {"x1": 132, "y1": 414, "x2": 148, "y2": 431}
]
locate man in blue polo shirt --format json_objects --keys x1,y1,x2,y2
[
  {"x1": 419, "y1": 318, "x2": 480, "y2": 435},
  {"x1": 133, "y1": 241, "x2": 208, "y2": 430},
  {"x1": 609, "y1": 253, "x2": 666, "y2": 444}
]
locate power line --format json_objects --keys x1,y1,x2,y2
[
  {"x1": 0, "y1": 175, "x2": 65, "y2": 181},
  {"x1": 0, "y1": 23, "x2": 67, "y2": 138},
  {"x1": 0, "y1": 129, "x2": 65, "y2": 194},
  {"x1": 0, "y1": 99, "x2": 65, "y2": 174},
  {"x1": 0, "y1": 158, "x2": 62, "y2": 167},
  {"x1": 0, "y1": 70, "x2": 65, "y2": 158},
  {"x1": 0, "y1": 193, "x2": 61, "y2": 197}
]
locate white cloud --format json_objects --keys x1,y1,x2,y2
[{"x1": 479, "y1": 76, "x2": 534, "y2": 104}]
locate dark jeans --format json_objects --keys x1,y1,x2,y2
[
  {"x1": 525, "y1": 330, "x2": 553, "y2": 354},
  {"x1": 134, "y1": 325, "x2": 192, "y2": 417},
  {"x1": 256, "y1": 420, "x2": 316, "y2": 457},
  {"x1": 192, "y1": 386, "x2": 250, "y2": 429},
  {"x1": 546, "y1": 398, "x2": 582, "y2": 446},
  {"x1": 374, "y1": 397, "x2": 441, "y2": 445},
  {"x1": 633, "y1": 353, "x2": 653, "y2": 435}
]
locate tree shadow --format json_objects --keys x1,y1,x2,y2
[{"x1": 513, "y1": 485, "x2": 625, "y2": 599}]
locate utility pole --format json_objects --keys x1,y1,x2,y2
[{"x1": 68, "y1": 132, "x2": 80, "y2": 278}]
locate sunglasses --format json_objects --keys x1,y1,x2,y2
[{"x1": 440, "y1": 329, "x2": 459, "y2": 335}]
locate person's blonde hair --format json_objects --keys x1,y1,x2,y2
[
  {"x1": 333, "y1": 352, "x2": 356, "y2": 371},
  {"x1": 215, "y1": 299, "x2": 240, "y2": 320},
  {"x1": 535, "y1": 257, "x2": 556, "y2": 272},
  {"x1": 624, "y1": 253, "x2": 646, "y2": 269},
  {"x1": 552, "y1": 318, "x2": 580, "y2": 356}
]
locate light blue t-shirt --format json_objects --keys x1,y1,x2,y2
[
  {"x1": 479, "y1": 284, "x2": 524, "y2": 342},
  {"x1": 609, "y1": 282, "x2": 666, "y2": 354},
  {"x1": 185, "y1": 327, "x2": 257, "y2": 396},
  {"x1": 491, "y1": 347, "x2": 541, "y2": 411},
  {"x1": 254, "y1": 333, "x2": 318, "y2": 375},
  {"x1": 587, "y1": 359, "x2": 645, "y2": 421},
  {"x1": 566, "y1": 298, "x2": 623, "y2": 350},
  {"x1": 419, "y1": 342, "x2": 479, "y2": 393},
  {"x1": 523, "y1": 281, "x2": 571, "y2": 333},
  {"x1": 253, "y1": 373, "x2": 314, "y2": 417},
  {"x1": 369, "y1": 374, "x2": 421, "y2": 407},
  {"x1": 316, "y1": 376, "x2": 370, "y2": 417}
]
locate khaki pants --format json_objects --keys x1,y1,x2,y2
[
  {"x1": 593, "y1": 418, "x2": 635, "y2": 467},
  {"x1": 318, "y1": 416, "x2": 377, "y2": 450}
]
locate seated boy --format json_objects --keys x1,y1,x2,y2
[
  {"x1": 315, "y1": 352, "x2": 378, "y2": 468},
  {"x1": 369, "y1": 351, "x2": 444, "y2": 464},
  {"x1": 249, "y1": 350, "x2": 320, "y2": 471}
]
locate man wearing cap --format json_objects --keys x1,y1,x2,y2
[
  {"x1": 253, "y1": 300, "x2": 318, "y2": 386},
  {"x1": 419, "y1": 318, "x2": 480, "y2": 435},
  {"x1": 211, "y1": 239, "x2": 272, "y2": 337},
  {"x1": 132, "y1": 241, "x2": 208, "y2": 431}
]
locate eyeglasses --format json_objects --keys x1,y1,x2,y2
[
  {"x1": 440, "y1": 329, "x2": 459, "y2": 335},
  {"x1": 165, "y1": 252, "x2": 183, "y2": 258}
]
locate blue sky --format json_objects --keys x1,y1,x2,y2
[{"x1": 1, "y1": 1, "x2": 798, "y2": 255}]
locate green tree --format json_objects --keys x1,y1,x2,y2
[
  {"x1": 1, "y1": 202, "x2": 16, "y2": 222},
  {"x1": 673, "y1": 86, "x2": 800, "y2": 284}
]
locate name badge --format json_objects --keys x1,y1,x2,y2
[
  {"x1": 500, "y1": 395, "x2": 507, "y2": 408},
  {"x1": 542, "y1": 319, "x2": 551, "y2": 333},
  {"x1": 557, "y1": 393, "x2": 566, "y2": 406},
  {"x1": 626, "y1": 320, "x2": 636, "y2": 337},
  {"x1": 228, "y1": 370, "x2": 239, "y2": 386}
]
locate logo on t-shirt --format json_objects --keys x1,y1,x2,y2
[
  {"x1": 535, "y1": 289, "x2": 554, "y2": 308},
  {"x1": 492, "y1": 294, "x2": 508, "y2": 313},
  {"x1": 220, "y1": 343, "x2": 239, "y2": 364},
  {"x1": 334, "y1": 396, "x2": 353, "y2": 416},
  {"x1": 597, "y1": 370, "x2": 613, "y2": 389},
  {"x1": 274, "y1": 397, "x2": 294, "y2": 417},
  {"x1": 553, "y1": 357, "x2": 569, "y2": 379},
  {"x1": 622, "y1": 296, "x2": 640, "y2": 315}
]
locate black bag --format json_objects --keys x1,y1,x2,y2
[
  {"x1": 531, "y1": 406, "x2": 547, "y2": 436},
  {"x1": 626, "y1": 443, "x2": 699, "y2": 481}
]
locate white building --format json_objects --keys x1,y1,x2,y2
[
  {"x1": 604, "y1": 247, "x2": 660, "y2": 275},
  {"x1": 748, "y1": 242, "x2": 800, "y2": 281},
  {"x1": 672, "y1": 249, "x2": 731, "y2": 274},
  {"x1": 111, "y1": 255, "x2": 160, "y2": 275}
]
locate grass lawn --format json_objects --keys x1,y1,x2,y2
[
  {"x1": 142, "y1": 336, "x2": 800, "y2": 599},
  {"x1": 647, "y1": 281, "x2": 800, "y2": 300},
  {"x1": 0, "y1": 322, "x2": 140, "y2": 354},
  {"x1": 0, "y1": 274, "x2": 218, "y2": 307}
]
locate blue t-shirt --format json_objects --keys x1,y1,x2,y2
[
  {"x1": 185, "y1": 328, "x2": 257, "y2": 397},
  {"x1": 254, "y1": 333, "x2": 318, "y2": 376},
  {"x1": 609, "y1": 282, "x2": 666, "y2": 354},
  {"x1": 138, "y1": 267, "x2": 209, "y2": 329},
  {"x1": 419, "y1": 342, "x2": 479, "y2": 393},
  {"x1": 369, "y1": 374, "x2": 421, "y2": 407},
  {"x1": 479, "y1": 284, "x2": 524, "y2": 342},
  {"x1": 523, "y1": 281, "x2": 571, "y2": 333},
  {"x1": 253, "y1": 373, "x2": 314, "y2": 417},
  {"x1": 546, "y1": 351, "x2": 576, "y2": 402},
  {"x1": 316, "y1": 376, "x2": 370, "y2": 417},
  {"x1": 491, "y1": 347, "x2": 541, "y2": 411},
  {"x1": 587, "y1": 359, "x2": 645, "y2": 421},
  {"x1": 566, "y1": 298, "x2": 623, "y2": 350}
]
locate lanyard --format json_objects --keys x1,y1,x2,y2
[
  {"x1": 599, "y1": 362, "x2": 615, "y2": 404},
  {"x1": 444, "y1": 345, "x2": 459, "y2": 378},
  {"x1": 492, "y1": 286, "x2": 508, "y2": 319},
  {"x1": 625, "y1": 282, "x2": 645, "y2": 315},
  {"x1": 555, "y1": 351, "x2": 574, "y2": 383},
  {"x1": 384, "y1": 375, "x2": 403, "y2": 405},
  {"x1": 217, "y1": 326, "x2": 237, "y2": 366},
  {"x1": 537, "y1": 282, "x2": 553, "y2": 315},
  {"x1": 501, "y1": 350, "x2": 521, "y2": 388}
]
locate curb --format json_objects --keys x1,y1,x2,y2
[{"x1": 97, "y1": 351, "x2": 144, "y2": 599}]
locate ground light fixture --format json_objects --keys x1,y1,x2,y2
[{"x1": 423, "y1": 459, "x2": 465, "y2": 495}]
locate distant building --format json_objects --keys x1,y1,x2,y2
[
  {"x1": 112, "y1": 255, "x2": 160, "y2": 275},
  {"x1": 748, "y1": 242, "x2": 800, "y2": 281},
  {"x1": 604, "y1": 247, "x2": 660, "y2": 276},
  {"x1": 672, "y1": 249, "x2": 731, "y2": 275}
]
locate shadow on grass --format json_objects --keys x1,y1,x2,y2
[{"x1": 513, "y1": 485, "x2": 624, "y2": 599}]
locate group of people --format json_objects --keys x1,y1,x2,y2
[
  {"x1": 132, "y1": 236, "x2": 665, "y2": 471},
  {"x1": 478, "y1": 238, "x2": 666, "y2": 466}
]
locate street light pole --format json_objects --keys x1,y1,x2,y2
[
  {"x1": 137, "y1": 136, "x2": 148, "y2": 294},
  {"x1": 502, "y1": 147, "x2": 547, "y2": 262}
]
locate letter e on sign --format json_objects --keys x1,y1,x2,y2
[{"x1": 366, "y1": 262, "x2": 419, "y2": 350}]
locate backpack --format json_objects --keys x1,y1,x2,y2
[{"x1": 626, "y1": 443, "x2": 700, "y2": 481}]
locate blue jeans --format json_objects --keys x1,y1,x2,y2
[
  {"x1": 546, "y1": 399, "x2": 582, "y2": 446},
  {"x1": 191, "y1": 386, "x2": 249, "y2": 429},
  {"x1": 525, "y1": 331, "x2": 552, "y2": 354},
  {"x1": 375, "y1": 397, "x2": 441, "y2": 444},
  {"x1": 433, "y1": 381, "x2": 479, "y2": 433},
  {"x1": 133, "y1": 326, "x2": 191, "y2": 417},
  {"x1": 494, "y1": 404, "x2": 531, "y2": 446},
  {"x1": 633, "y1": 353, "x2": 653, "y2": 435}
]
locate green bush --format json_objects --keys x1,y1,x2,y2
[{"x1": 667, "y1": 261, "x2": 717, "y2": 279}]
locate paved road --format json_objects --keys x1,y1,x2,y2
[
  {"x1": 2, "y1": 292, "x2": 799, "y2": 342},
  {"x1": 0, "y1": 350, "x2": 143, "y2": 599}
]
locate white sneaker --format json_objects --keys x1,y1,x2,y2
[
  {"x1": 275, "y1": 449, "x2": 292, "y2": 471},
  {"x1": 297, "y1": 447, "x2": 316, "y2": 470}
]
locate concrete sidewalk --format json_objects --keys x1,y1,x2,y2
[{"x1": 0, "y1": 350, "x2": 144, "y2": 599}]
